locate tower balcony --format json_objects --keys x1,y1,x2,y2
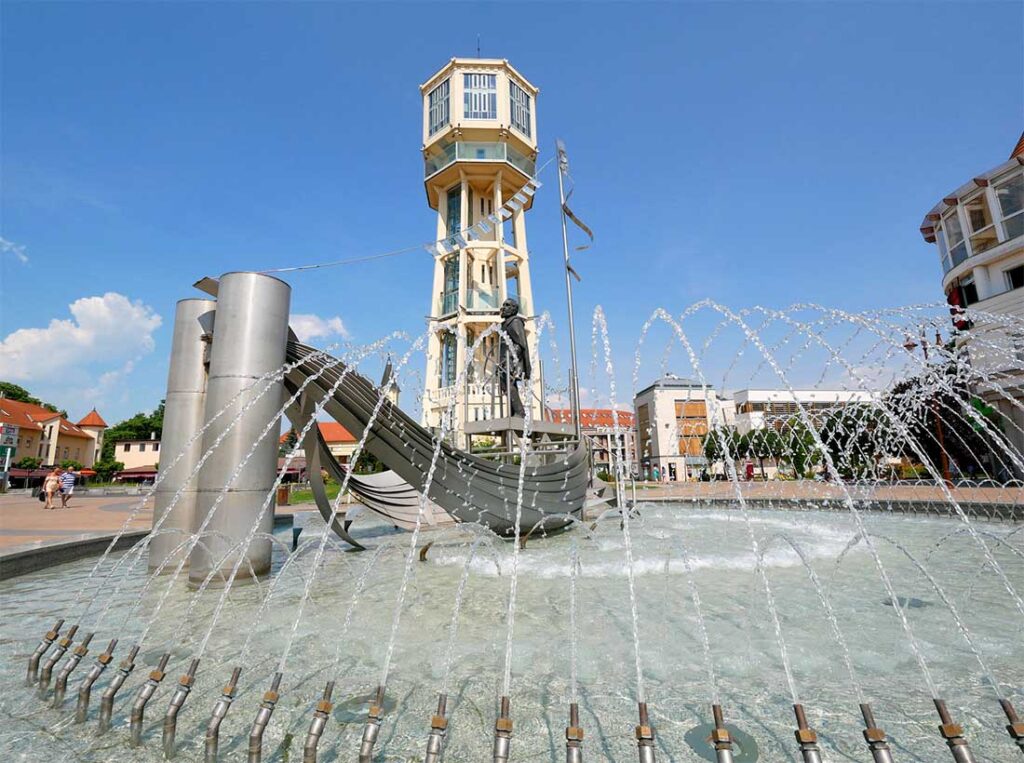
[{"x1": 424, "y1": 141, "x2": 536, "y2": 185}]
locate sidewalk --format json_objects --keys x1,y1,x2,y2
[{"x1": 0, "y1": 493, "x2": 154, "y2": 554}]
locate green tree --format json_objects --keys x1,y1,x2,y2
[
  {"x1": 279, "y1": 428, "x2": 299, "y2": 456},
  {"x1": 60, "y1": 459, "x2": 85, "y2": 471},
  {"x1": 13, "y1": 456, "x2": 42, "y2": 470},
  {"x1": 92, "y1": 457, "x2": 124, "y2": 481},
  {"x1": 0, "y1": 381, "x2": 65, "y2": 416}
]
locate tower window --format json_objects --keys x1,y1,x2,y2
[
  {"x1": 509, "y1": 81, "x2": 531, "y2": 138},
  {"x1": 464, "y1": 73, "x2": 496, "y2": 119},
  {"x1": 428, "y1": 78, "x2": 450, "y2": 136},
  {"x1": 440, "y1": 334, "x2": 457, "y2": 387}
]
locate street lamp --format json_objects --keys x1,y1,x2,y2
[{"x1": 904, "y1": 330, "x2": 953, "y2": 485}]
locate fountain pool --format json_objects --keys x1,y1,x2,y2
[{"x1": 3, "y1": 505, "x2": 1021, "y2": 761}]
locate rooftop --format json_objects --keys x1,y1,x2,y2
[
  {"x1": 0, "y1": 398, "x2": 94, "y2": 439},
  {"x1": 77, "y1": 409, "x2": 108, "y2": 428},
  {"x1": 547, "y1": 408, "x2": 635, "y2": 428}
]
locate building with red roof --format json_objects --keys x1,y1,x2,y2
[
  {"x1": 546, "y1": 408, "x2": 636, "y2": 473},
  {"x1": 0, "y1": 398, "x2": 107, "y2": 467}
]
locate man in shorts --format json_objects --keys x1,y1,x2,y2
[{"x1": 58, "y1": 467, "x2": 78, "y2": 508}]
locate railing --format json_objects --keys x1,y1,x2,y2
[
  {"x1": 424, "y1": 141, "x2": 536, "y2": 179},
  {"x1": 467, "y1": 286, "x2": 499, "y2": 311}
]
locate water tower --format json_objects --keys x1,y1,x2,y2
[{"x1": 418, "y1": 58, "x2": 545, "y2": 446}]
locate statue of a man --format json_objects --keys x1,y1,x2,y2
[{"x1": 498, "y1": 298, "x2": 531, "y2": 418}]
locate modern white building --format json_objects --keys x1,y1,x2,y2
[
  {"x1": 418, "y1": 58, "x2": 543, "y2": 444},
  {"x1": 918, "y1": 132, "x2": 1024, "y2": 459},
  {"x1": 633, "y1": 377, "x2": 734, "y2": 481},
  {"x1": 732, "y1": 389, "x2": 879, "y2": 435}
]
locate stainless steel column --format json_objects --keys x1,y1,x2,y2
[
  {"x1": 150, "y1": 298, "x2": 215, "y2": 572},
  {"x1": 188, "y1": 272, "x2": 290, "y2": 584}
]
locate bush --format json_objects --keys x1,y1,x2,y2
[
  {"x1": 60, "y1": 459, "x2": 84, "y2": 471},
  {"x1": 92, "y1": 457, "x2": 124, "y2": 481},
  {"x1": 13, "y1": 456, "x2": 42, "y2": 470}
]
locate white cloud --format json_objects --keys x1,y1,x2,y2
[
  {"x1": 0, "y1": 293, "x2": 162, "y2": 382},
  {"x1": 291, "y1": 313, "x2": 351, "y2": 343},
  {"x1": 1, "y1": 237, "x2": 29, "y2": 264}
]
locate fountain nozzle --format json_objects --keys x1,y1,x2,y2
[
  {"x1": 204, "y1": 666, "x2": 242, "y2": 763},
  {"x1": 129, "y1": 652, "x2": 171, "y2": 748},
  {"x1": 162, "y1": 657, "x2": 199, "y2": 759},
  {"x1": 493, "y1": 695, "x2": 513, "y2": 763},
  {"x1": 74, "y1": 638, "x2": 117, "y2": 723},
  {"x1": 793, "y1": 704, "x2": 823, "y2": 763},
  {"x1": 999, "y1": 699, "x2": 1024, "y2": 753},
  {"x1": 934, "y1": 699, "x2": 978, "y2": 763},
  {"x1": 27, "y1": 618, "x2": 64, "y2": 685},
  {"x1": 98, "y1": 644, "x2": 139, "y2": 734},
  {"x1": 566, "y1": 701, "x2": 584, "y2": 763},
  {"x1": 859, "y1": 703, "x2": 894, "y2": 763},
  {"x1": 53, "y1": 631, "x2": 94, "y2": 707},
  {"x1": 636, "y1": 702, "x2": 656, "y2": 763},
  {"x1": 303, "y1": 680, "x2": 335, "y2": 763},
  {"x1": 422, "y1": 692, "x2": 448, "y2": 763},
  {"x1": 359, "y1": 685, "x2": 386, "y2": 763},
  {"x1": 247, "y1": 671, "x2": 282, "y2": 763},
  {"x1": 38, "y1": 623, "x2": 78, "y2": 697},
  {"x1": 710, "y1": 704, "x2": 735, "y2": 763}
]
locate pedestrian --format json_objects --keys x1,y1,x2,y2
[
  {"x1": 652, "y1": 465, "x2": 660, "y2": 482},
  {"x1": 59, "y1": 467, "x2": 78, "y2": 508},
  {"x1": 42, "y1": 468, "x2": 61, "y2": 510}
]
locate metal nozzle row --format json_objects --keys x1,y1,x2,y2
[
  {"x1": 38, "y1": 623, "x2": 78, "y2": 696},
  {"x1": 423, "y1": 693, "x2": 448, "y2": 763},
  {"x1": 493, "y1": 695, "x2": 512, "y2": 763},
  {"x1": 162, "y1": 657, "x2": 200, "y2": 759},
  {"x1": 53, "y1": 631, "x2": 94, "y2": 707},
  {"x1": 566, "y1": 701, "x2": 584, "y2": 763},
  {"x1": 860, "y1": 703, "x2": 894, "y2": 763},
  {"x1": 248, "y1": 672, "x2": 282, "y2": 763},
  {"x1": 75, "y1": 638, "x2": 117, "y2": 723},
  {"x1": 359, "y1": 685, "x2": 386, "y2": 763},
  {"x1": 934, "y1": 699, "x2": 978, "y2": 763},
  {"x1": 303, "y1": 680, "x2": 335, "y2": 763},
  {"x1": 999, "y1": 699, "x2": 1024, "y2": 753},
  {"x1": 27, "y1": 618, "x2": 64, "y2": 685},
  {"x1": 98, "y1": 644, "x2": 140, "y2": 734},
  {"x1": 205, "y1": 667, "x2": 242, "y2": 763},
  {"x1": 129, "y1": 653, "x2": 171, "y2": 748},
  {"x1": 636, "y1": 702, "x2": 656, "y2": 763},
  {"x1": 793, "y1": 704, "x2": 823, "y2": 763}
]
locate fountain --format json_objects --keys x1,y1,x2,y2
[{"x1": 1, "y1": 270, "x2": 1022, "y2": 762}]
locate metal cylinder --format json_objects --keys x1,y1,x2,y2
[
  {"x1": 98, "y1": 645, "x2": 139, "y2": 734},
  {"x1": 204, "y1": 666, "x2": 242, "y2": 763},
  {"x1": 75, "y1": 638, "x2": 117, "y2": 723},
  {"x1": 860, "y1": 703, "x2": 895, "y2": 763},
  {"x1": 423, "y1": 693, "x2": 448, "y2": 763},
  {"x1": 566, "y1": 701, "x2": 583, "y2": 763},
  {"x1": 303, "y1": 680, "x2": 335, "y2": 763},
  {"x1": 636, "y1": 702, "x2": 656, "y2": 763},
  {"x1": 793, "y1": 705, "x2": 823, "y2": 763},
  {"x1": 27, "y1": 618, "x2": 64, "y2": 685},
  {"x1": 711, "y1": 704, "x2": 735, "y2": 763},
  {"x1": 130, "y1": 653, "x2": 171, "y2": 748},
  {"x1": 247, "y1": 672, "x2": 282, "y2": 763},
  {"x1": 493, "y1": 695, "x2": 513, "y2": 763},
  {"x1": 162, "y1": 658, "x2": 199, "y2": 759},
  {"x1": 150, "y1": 298, "x2": 215, "y2": 572},
  {"x1": 999, "y1": 699, "x2": 1024, "y2": 753},
  {"x1": 38, "y1": 624, "x2": 78, "y2": 695},
  {"x1": 188, "y1": 272, "x2": 290, "y2": 585},
  {"x1": 359, "y1": 685, "x2": 386, "y2": 763},
  {"x1": 934, "y1": 699, "x2": 978, "y2": 763},
  {"x1": 53, "y1": 631, "x2": 94, "y2": 707}
]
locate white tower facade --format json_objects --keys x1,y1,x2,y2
[{"x1": 419, "y1": 58, "x2": 543, "y2": 441}]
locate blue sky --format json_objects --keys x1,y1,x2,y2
[{"x1": 2, "y1": 1, "x2": 1022, "y2": 423}]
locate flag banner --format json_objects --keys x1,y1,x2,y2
[
  {"x1": 486, "y1": 213, "x2": 501, "y2": 225},
  {"x1": 567, "y1": 263, "x2": 582, "y2": 282},
  {"x1": 477, "y1": 220, "x2": 493, "y2": 234},
  {"x1": 499, "y1": 207, "x2": 514, "y2": 220}
]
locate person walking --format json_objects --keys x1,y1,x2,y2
[
  {"x1": 59, "y1": 467, "x2": 78, "y2": 508},
  {"x1": 42, "y1": 468, "x2": 61, "y2": 510}
]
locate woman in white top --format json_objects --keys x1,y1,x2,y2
[{"x1": 42, "y1": 469, "x2": 61, "y2": 510}]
